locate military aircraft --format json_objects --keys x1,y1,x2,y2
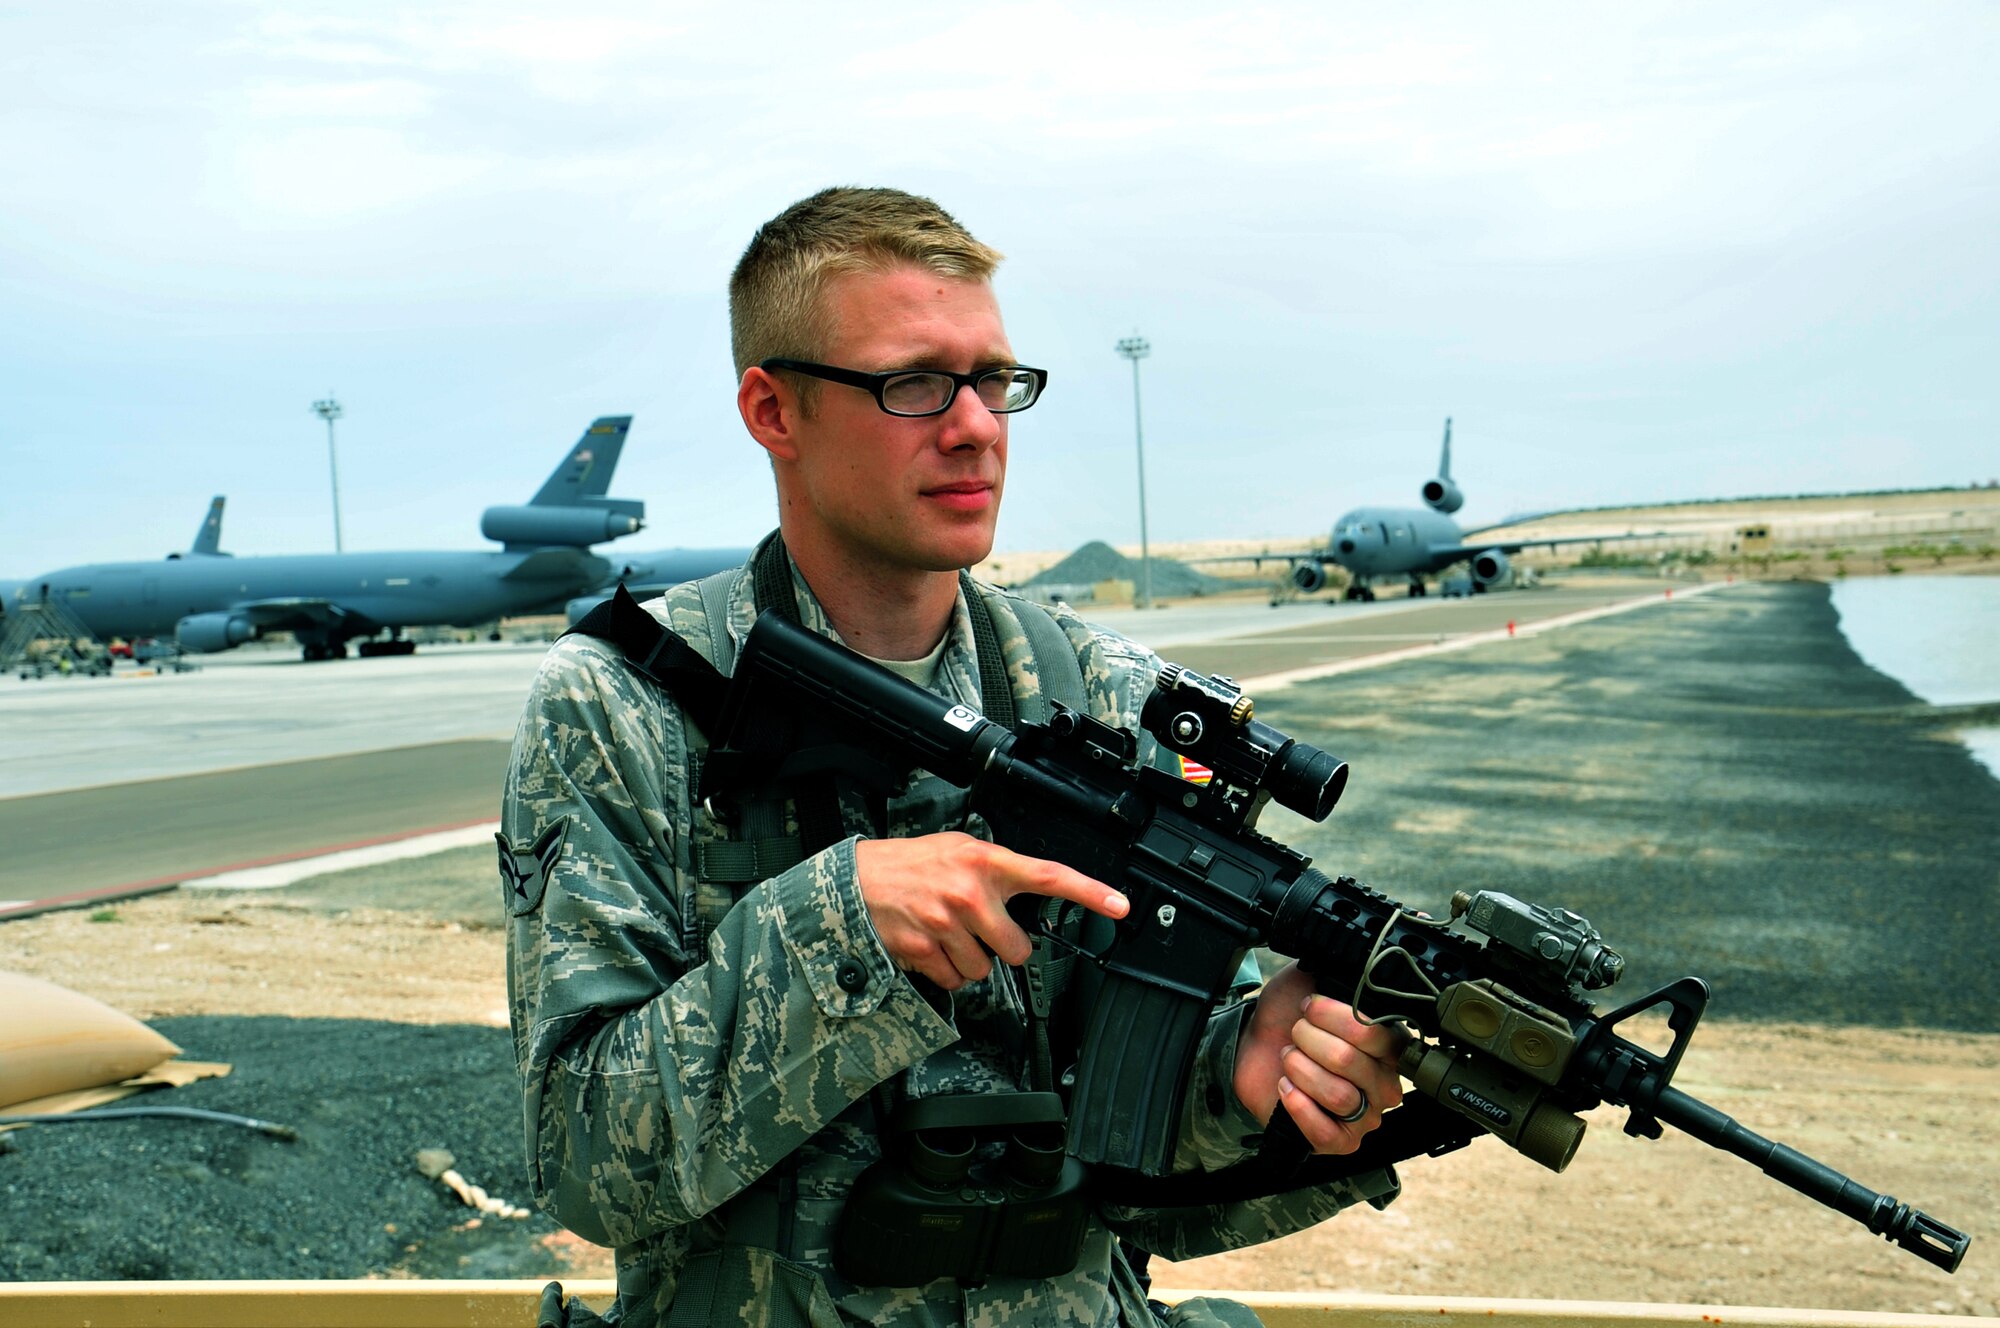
[
  {"x1": 1244, "y1": 419, "x2": 1658, "y2": 601},
  {"x1": 563, "y1": 544, "x2": 756, "y2": 626},
  {"x1": 3, "y1": 498, "x2": 225, "y2": 624},
  {"x1": 25, "y1": 416, "x2": 646, "y2": 660}
]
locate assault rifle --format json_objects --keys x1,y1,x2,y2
[{"x1": 709, "y1": 613, "x2": 1970, "y2": 1273}]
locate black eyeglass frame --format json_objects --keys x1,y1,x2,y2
[{"x1": 759, "y1": 357, "x2": 1049, "y2": 417}]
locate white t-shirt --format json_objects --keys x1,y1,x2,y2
[{"x1": 859, "y1": 633, "x2": 949, "y2": 687}]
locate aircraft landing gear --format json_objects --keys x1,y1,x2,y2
[
  {"x1": 1407, "y1": 577, "x2": 1427, "y2": 598},
  {"x1": 301, "y1": 640, "x2": 349, "y2": 662},
  {"x1": 357, "y1": 638, "x2": 417, "y2": 658},
  {"x1": 1343, "y1": 583, "x2": 1376, "y2": 603}
]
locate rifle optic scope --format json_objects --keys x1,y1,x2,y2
[{"x1": 1143, "y1": 663, "x2": 1348, "y2": 821}]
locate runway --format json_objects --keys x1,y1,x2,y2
[
  {"x1": 2, "y1": 576, "x2": 1683, "y2": 918},
  {"x1": 0, "y1": 741, "x2": 510, "y2": 919},
  {"x1": 1155, "y1": 583, "x2": 1681, "y2": 680}
]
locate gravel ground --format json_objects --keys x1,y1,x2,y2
[
  {"x1": 1249, "y1": 579, "x2": 2000, "y2": 1031},
  {"x1": 0, "y1": 1015, "x2": 567, "y2": 1282}
]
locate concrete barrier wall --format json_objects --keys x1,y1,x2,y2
[{"x1": 0, "y1": 1282, "x2": 1993, "y2": 1328}]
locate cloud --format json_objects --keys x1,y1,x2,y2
[
  {"x1": 0, "y1": 1, "x2": 1996, "y2": 567},
  {"x1": 239, "y1": 77, "x2": 436, "y2": 120}
]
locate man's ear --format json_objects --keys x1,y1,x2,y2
[{"x1": 738, "y1": 367, "x2": 801, "y2": 462}]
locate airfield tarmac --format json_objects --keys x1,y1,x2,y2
[
  {"x1": 0, "y1": 576, "x2": 1678, "y2": 917},
  {"x1": 2, "y1": 577, "x2": 1994, "y2": 1314}
]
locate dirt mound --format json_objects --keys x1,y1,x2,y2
[{"x1": 1024, "y1": 540, "x2": 1243, "y2": 598}]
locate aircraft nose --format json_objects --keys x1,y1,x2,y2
[{"x1": 1337, "y1": 539, "x2": 1356, "y2": 555}]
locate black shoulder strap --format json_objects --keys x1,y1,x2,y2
[
  {"x1": 751, "y1": 535, "x2": 798, "y2": 626},
  {"x1": 741, "y1": 538, "x2": 849, "y2": 854},
  {"x1": 563, "y1": 584, "x2": 730, "y2": 732},
  {"x1": 566, "y1": 542, "x2": 1026, "y2": 860},
  {"x1": 960, "y1": 576, "x2": 1017, "y2": 730}
]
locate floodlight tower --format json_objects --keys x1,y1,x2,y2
[
  {"x1": 311, "y1": 394, "x2": 345, "y2": 553},
  {"x1": 1114, "y1": 335, "x2": 1154, "y2": 609}
]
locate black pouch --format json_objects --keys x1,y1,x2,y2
[
  {"x1": 663, "y1": 1246, "x2": 842, "y2": 1328},
  {"x1": 836, "y1": 1091, "x2": 1092, "y2": 1286}
]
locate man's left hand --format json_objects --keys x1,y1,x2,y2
[{"x1": 1232, "y1": 961, "x2": 1406, "y2": 1153}]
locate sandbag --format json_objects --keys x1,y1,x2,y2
[{"x1": 0, "y1": 971, "x2": 180, "y2": 1109}]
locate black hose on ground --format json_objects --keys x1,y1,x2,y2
[{"x1": 0, "y1": 1106, "x2": 298, "y2": 1139}]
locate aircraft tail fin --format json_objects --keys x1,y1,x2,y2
[
  {"x1": 190, "y1": 496, "x2": 226, "y2": 556},
  {"x1": 531, "y1": 416, "x2": 631, "y2": 506},
  {"x1": 483, "y1": 416, "x2": 644, "y2": 549},
  {"x1": 1438, "y1": 418, "x2": 1453, "y2": 481}
]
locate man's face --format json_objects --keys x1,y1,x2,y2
[{"x1": 780, "y1": 265, "x2": 1013, "y2": 575}]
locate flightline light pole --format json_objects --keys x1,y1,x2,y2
[
  {"x1": 311, "y1": 394, "x2": 345, "y2": 553},
  {"x1": 1115, "y1": 334, "x2": 1154, "y2": 609}
]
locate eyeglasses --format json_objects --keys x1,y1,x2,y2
[{"x1": 760, "y1": 358, "x2": 1048, "y2": 417}]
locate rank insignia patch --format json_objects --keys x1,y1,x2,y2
[{"x1": 498, "y1": 821, "x2": 567, "y2": 916}]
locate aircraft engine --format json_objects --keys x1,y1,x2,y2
[
  {"x1": 1422, "y1": 477, "x2": 1464, "y2": 514},
  {"x1": 176, "y1": 612, "x2": 255, "y2": 653},
  {"x1": 481, "y1": 504, "x2": 644, "y2": 548},
  {"x1": 1290, "y1": 560, "x2": 1328, "y2": 593},
  {"x1": 1470, "y1": 548, "x2": 1512, "y2": 588}
]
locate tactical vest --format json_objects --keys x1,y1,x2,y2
[
  {"x1": 565, "y1": 532, "x2": 1098, "y2": 1062},
  {"x1": 557, "y1": 538, "x2": 1414, "y2": 1321}
]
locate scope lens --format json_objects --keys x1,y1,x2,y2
[{"x1": 1271, "y1": 741, "x2": 1349, "y2": 822}]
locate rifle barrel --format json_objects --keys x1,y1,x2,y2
[{"x1": 1656, "y1": 1086, "x2": 1968, "y2": 1272}]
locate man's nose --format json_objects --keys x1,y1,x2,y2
[{"x1": 936, "y1": 385, "x2": 1003, "y2": 452}]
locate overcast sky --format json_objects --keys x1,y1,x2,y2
[{"x1": 2, "y1": 2, "x2": 1995, "y2": 575}]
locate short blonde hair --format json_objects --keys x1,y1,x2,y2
[{"x1": 729, "y1": 187, "x2": 1004, "y2": 405}]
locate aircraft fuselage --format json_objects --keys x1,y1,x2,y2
[
  {"x1": 26, "y1": 548, "x2": 608, "y2": 641},
  {"x1": 1278, "y1": 419, "x2": 1645, "y2": 601},
  {"x1": 567, "y1": 545, "x2": 755, "y2": 623},
  {"x1": 1327, "y1": 505, "x2": 1468, "y2": 581}
]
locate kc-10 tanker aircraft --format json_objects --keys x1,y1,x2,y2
[
  {"x1": 562, "y1": 543, "x2": 755, "y2": 626},
  {"x1": 23, "y1": 416, "x2": 646, "y2": 660},
  {"x1": 4, "y1": 496, "x2": 226, "y2": 623},
  {"x1": 1247, "y1": 419, "x2": 1658, "y2": 601}
]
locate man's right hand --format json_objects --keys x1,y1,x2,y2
[{"x1": 854, "y1": 831, "x2": 1129, "y2": 991}]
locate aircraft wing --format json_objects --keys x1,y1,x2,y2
[
  {"x1": 1429, "y1": 530, "x2": 1665, "y2": 562},
  {"x1": 502, "y1": 547, "x2": 605, "y2": 582},
  {"x1": 1182, "y1": 549, "x2": 1329, "y2": 567},
  {"x1": 226, "y1": 598, "x2": 373, "y2": 633}
]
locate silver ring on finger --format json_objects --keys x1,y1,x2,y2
[{"x1": 1332, "y1": 1086, "x2": 1369, "y2": 1125}]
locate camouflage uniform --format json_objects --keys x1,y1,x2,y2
[{"x1": 503, "y1": 542, "x2": 1400, "y2": 1327}]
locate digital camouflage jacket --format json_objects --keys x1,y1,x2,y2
[{"x1": 502, "y1": 549, "x2": 1399, "y2": 1327}]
